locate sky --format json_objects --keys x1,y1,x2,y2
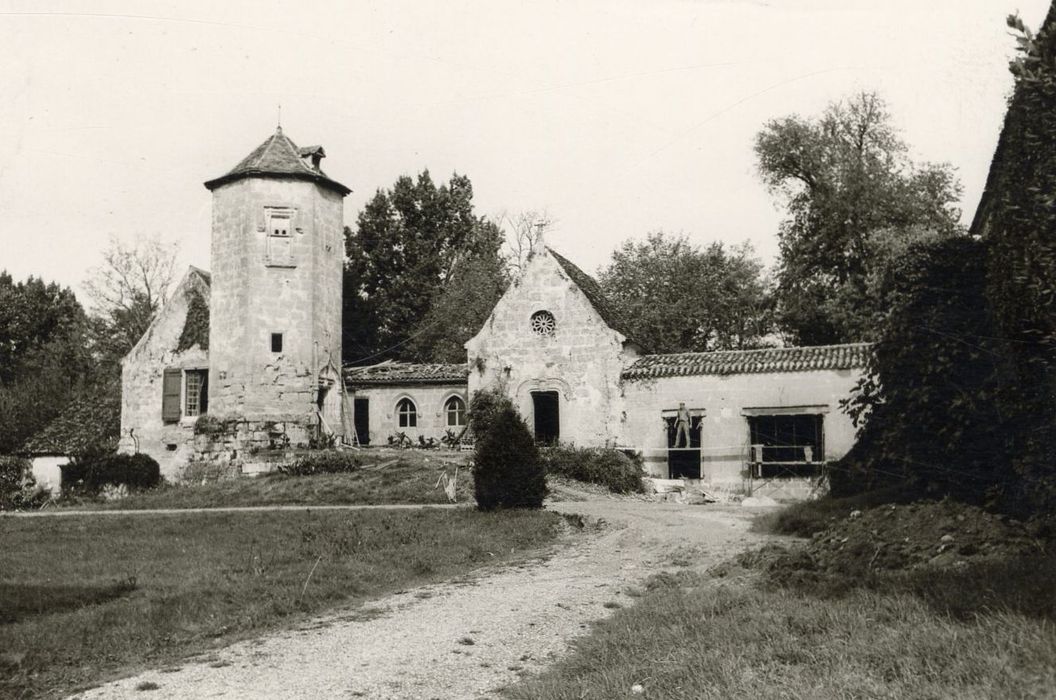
[{"x1": 0, "y1": 0, "x2": 1050, "y2": 300}]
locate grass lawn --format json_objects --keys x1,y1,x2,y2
[
  {"x1": 506, "y1": 494, "x2": 1056, "y2": 700},
  {"x1": 64, "y1": 450, "x2": 474, "y2": 510},
  {"x1": 0, "y1": 507, "x2": 562, "y2": 699},
  {"x1": 504, "y1": 565, "x2": 1056, "y2": 700}
]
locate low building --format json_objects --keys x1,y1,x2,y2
[{"x1": 350, "y1": 244, "x2": 869, "y2": 499}]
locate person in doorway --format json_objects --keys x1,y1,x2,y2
[{"x1": 675, "y1": 402, "x2": 692, "y2": 448}]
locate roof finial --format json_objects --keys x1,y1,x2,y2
[{"x1": 277, "y1": 103, "x2": 282, "y2": 133}]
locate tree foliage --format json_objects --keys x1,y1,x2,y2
[
  {"x1": 598, "y1": 232, "x2": 772, "y2": 353},
  {"x1": 343, "y1": 171, "x2": 507, "y2": 364},
  {"x1": 0, "y1": 272, "x2": 93, "y2": 453},
  {"x1": 84, "y1": 235, "x2": 178, "y2": 371},
  {"x1": 755, "y1": 92, "x2": 963, "y2": 345},
  {"x1": 837, "y1": 237, "x2": 1007, "y2": 503},
  {"x1": 470, "y1": 390, "x2": 547, "y2": 510}
]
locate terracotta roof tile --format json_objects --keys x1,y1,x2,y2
[
  {"x1": 622, "y1": 343, "x2": 871, "y2": 380},
  {"x1": 344, "y1": 361, "x2": 469, "y2": 386},
  {"x1": 204, "y1": 127, "x2": 350, "y2": 195}
]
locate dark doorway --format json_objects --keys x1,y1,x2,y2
[
  {"x1": 353, "y1": 398, "x2": 370, "y2": 446},
  {"x1": 664, "y1": 414, "x2": 702, "y2": 479},
  {"x1": 532, "y1": 391, "x2": 560, "y2": 444}
]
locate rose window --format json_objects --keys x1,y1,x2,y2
[{"x1": 530, "y1": 310, "x2": 557, "y2": 337}]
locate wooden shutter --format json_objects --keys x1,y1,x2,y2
[{"x1": 162, "y1": 368, "x2": 182, "y2": 423}]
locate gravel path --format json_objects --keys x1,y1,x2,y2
[{"x1": 73, "y1": 498, "x2": 772, "y2": 700}]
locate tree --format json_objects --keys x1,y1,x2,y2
[
  {"x1": 0, "y1": 272, "x2": 93, "y2": 453},
  {"x1": 470, "y1": 389, "x2": 547, "y2": 510},
  {"x1": 84, "y1": 235, "x2": 179, "y2": 370},
  {"x1": 343, "y1": 171, "x2": 503, "y2": 364},
  {"x1": 406, "y1": 223, "x2": 509, "y2": 363},
  {"x1": 755, "y1": 92, "x2": 963, "y2": 345},
  {"x1": 499, "y1": 210, "x2": 553, "y2": 277},
  {"x1": 598, "y1": 232, "x2": 772, "y2": 354}
]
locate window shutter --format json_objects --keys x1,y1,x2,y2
[{"x1": 162, "y1": 368, "x2": 182, "y2": 423}]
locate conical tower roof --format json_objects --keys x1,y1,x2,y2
[{"x1": 204, "y1": 126, "x2": 351, "y2": 196}]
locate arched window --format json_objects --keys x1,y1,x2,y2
[
  {"x1": 396, "y1": 398, "x2": 417, "y2": 428},
  {"x1": 445, "y1": 396, "x2": 467, "y2": 427}
]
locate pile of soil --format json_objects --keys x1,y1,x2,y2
[{"x1": 796, "y1": 500, "x2": 1042, "y2": 575}]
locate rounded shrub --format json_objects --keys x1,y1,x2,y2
[
  {"x1": 0, "y1": 455, "x2": 47, "y2": 510},
  {"x1": 60, "y1": 452, "x2": 161, "y2": 496},
  {"x1": 473, "y1": 403, "x2": 547, "y2": 510},
  {"x1": 540, "y1": 446, "x2": 645, "y2": 494}
]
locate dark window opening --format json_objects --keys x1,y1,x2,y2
[
  {"x1": 271, "y1": 333, "x2": 283, "y2": 353},
  {"x1": 532, "y1": 391, "x2": 560, "y2": 444},
  {"x1": 748, "y1": 414, "x2": 823, "y2": 479},
  {"x1": 354, "y1": 398, "x2": 370, "y2": 445},
  {"x1": 397, "y1": 398, "x2": 417, "y2": 428}
]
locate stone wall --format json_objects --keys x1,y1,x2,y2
[
  {"x1": 348, "y1": 384, "x2": 468, "y2": 446},
  {"x1": 622, "y1": 368, "x2": 863, "y2": 497},
  {"x1": 207, "y1": 176, "x2": 344, "y2": 442},
  {"x1": 465, "y1": 250, "x2": 636, "y2": 446},
  {"x1": 119, "y1": 269, "x2": 210, "y2": 480}
]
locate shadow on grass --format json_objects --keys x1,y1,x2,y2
[{"x1": 0, "y1": 580, "x2": 136, "y2": 624}]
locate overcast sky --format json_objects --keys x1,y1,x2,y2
[{"x1": 1, "y1": 0, "x2": 1050, "y2": 297}]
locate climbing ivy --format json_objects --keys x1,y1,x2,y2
[{"x1": 176, "y1": 288, "x2": 209, "y2": 353}]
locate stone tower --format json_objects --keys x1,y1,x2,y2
[{"x1": 203, "y1": 127, "x2": 350, "y2": 446}]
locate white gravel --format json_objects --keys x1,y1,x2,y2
[{"x1": 72, "y1": 498, "x2": 770, "y2": 700}]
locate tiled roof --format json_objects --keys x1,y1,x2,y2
[
  {"x1": 204, "y1": 127, "x2": 351, "y2": 195},
  {"x1": 622, "y1": 343, "x2": 871, "y2": 379},
  {"x1": 547, "y1": 248, "x2": 647, "y2": 350},
  {"x1": 21, "y1": 384, "x2": 121, "y2": 456},
  {"x1": 344, "y1": 361, "x2": 469, "y2": 386}
]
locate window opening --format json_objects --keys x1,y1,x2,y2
[
  {"x1": 747, "y1": 414, "x2": 823, "y2": 478},
  {"x1": 271, "y1": 333, "x2": 283, "y2": 353},
  {"x1": 530, "y1": 310, "x2": 556, "y2": 337},
  {"x1": 445, "y1": 396, "x2": 467, "y2": 427},
  {"x1": 185, "y1": 369, "x2": 209, "y2": 417},
  {"x1": 396, "y1": 398, "x2": 417, "y2": 428}
]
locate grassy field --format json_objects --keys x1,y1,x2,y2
[
  {"x1": 504, "y1": 564, "x2": 1056, "y2": 700},
  {"x1": 64, "y1": 450, "x2": 475, "y2": 510},
  {"x1": 506, "y1": 495, "x2": 1056, "y2": 700},
  {"x1": 0, "y1": 507, "x2": 562, "y2": 699}
]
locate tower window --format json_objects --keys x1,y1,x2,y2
[
  {"x1": 396, "y1": 398, "x2": 417, "y2": 428},
  {"x1": 530, "y1": 310, "x2": 556, "y2": 337},
  {"x1": 271, "y1": 333, "x2": 283, "y2": 353},
  {"x1": 264, "y1": 207, "x2": 296, "y2": 267}
]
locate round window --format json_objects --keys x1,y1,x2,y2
[{"x1": 530, "y1": 310, "x2": 556, "y2": 337}]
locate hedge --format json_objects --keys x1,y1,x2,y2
[
  {"x1": 60, "y1": 453, "x2": 161, "y2": 495},
  {"x1": 540, "y1": 445, "x2": 646, "y2": 494}
]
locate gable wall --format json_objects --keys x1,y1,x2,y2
[
  {"x1": 466, "y1": 252, "x2": 635, "y2": 446},
  {"x1": 119, "y1": 272, "x2": 209, "y2": 480}
]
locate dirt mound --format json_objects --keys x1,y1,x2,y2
[{"x1": 802, "y1": 500, "x2": 1041, "y2": 574}]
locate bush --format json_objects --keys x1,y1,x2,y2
[
  {"x1": 0, "y1": 455, "x2": 48, "y2": 510},
  {"x1": 473, "y1": 403, "x2": 547, "y2": 510},
  {"x1": 540, "y1": 446, "x2": 645, "y2": 494},
  {"x1": 60, "y1": 452, "x2": 161, "y2": 496},
  {"x1": 468, "y1": 388, "x2": 513, "y2": 438},
  {"x1": 278, "y1": 450, "x2": 361, "y2": 476}
]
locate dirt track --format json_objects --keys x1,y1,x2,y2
[{"x1": 74, "y1": 497, "x2": 772, "y2": 700}]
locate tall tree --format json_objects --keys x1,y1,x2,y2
[
  {"x1": 598, "y1": 232, "x2": 772, "y2": 354},
  {"x1": 84, "y1": 235, "x2": 179, "y2": 370},
  {"x1": 499, "y1": 209, "x2": 553, "y2": 277},
  {"x1": 0, "y1": 272, "x2": 93, "y2": 453},
  {"x1": 343, "y1": 171, "x2": 503, "y2": 364},
  {"x1": 755, "y1": 92, "x2": 962, "y2": 345}
]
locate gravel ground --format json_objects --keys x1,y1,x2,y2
[{"x1": 73, "y1": 497, "x2": 772, "y2": 700}]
